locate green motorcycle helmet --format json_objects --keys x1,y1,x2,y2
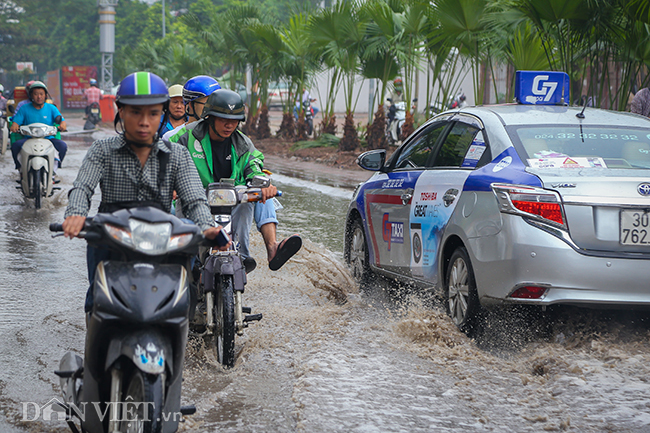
[{"x1": 202, "y1": 89, "x2": 246, "y2": 122}]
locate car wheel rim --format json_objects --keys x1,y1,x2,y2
[
  {"x1": 350, "y1": 227, "x2": 366, "y2": 280},
  {"x1": 448, "y1": 258, "x2": 469, "y2": 325}
]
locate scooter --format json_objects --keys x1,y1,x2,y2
[
  {"x1": 194, "y1": 176, "x2": 273, "y2": 368},
  {"x1": 84, "y1": 102, "x2": 101, "y2": 130},
  {"x1": 16, "y1": 122, "x2": 61, "y2": 209},
  {"x1": 50, "y1": 207, "x2": 208, "y2": 433},
  {"x1": 294, "y1": 100, "x2": 314, "y2": 136},
  {"x1": 0, "y1": 108, "x2": 8, "y2": 155}
]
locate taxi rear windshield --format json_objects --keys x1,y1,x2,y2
[{"x1": 509, "y1": 125, "x2": 650, "y2": 169}]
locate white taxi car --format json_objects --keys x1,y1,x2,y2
[{"x1": 344, "y1": 71, "x2": 650, "y2": 332}]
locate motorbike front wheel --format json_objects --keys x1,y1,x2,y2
[
  {"x1": 30, "y1": 168, "x2": 43, "y2": 209},
  {"x1": 118, "y1": 370, "x2": 164, "y2": 433},
  {"x1": 213, "y1": 275, "x2": 236, "y2": 368}
]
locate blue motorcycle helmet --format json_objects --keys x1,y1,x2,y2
[
  {"x1": 182, "y1": 75, "x2": 221, "y2": 104},
  {"x1": 114, "y1": 72, "x2": 170, "y2": 143}
]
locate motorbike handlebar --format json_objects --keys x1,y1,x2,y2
[{"x1": 49, "y1": 223, "x2": 63, "y2": 232}]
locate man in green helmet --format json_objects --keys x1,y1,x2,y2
[{"x1": 167, "y1": 88, "x2": 301, "y2": 271}]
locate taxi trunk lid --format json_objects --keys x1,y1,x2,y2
[{"x1": 531, "y1": 169, "x2": 650, "y2": 254}]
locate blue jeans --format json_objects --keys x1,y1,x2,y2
[
  {"x1": 231, "y1": 199, "x2": 278, "y2": 259},
  {"x1": 12, "y1": 137, "x2": 67, "y2": 170}
]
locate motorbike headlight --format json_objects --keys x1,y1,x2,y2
[
  {"x1": 207, "y1": 188, "x2": 237, "y2": 207},
  {"x1": 105, "y1": 223, "x2": 134, "y2": 248},
  {"x1": 168, "y1": 233, "x2": 194, "y2": 251},
  {"x1": 129, "y1": 219, "x2": 172, "y2": 255}
]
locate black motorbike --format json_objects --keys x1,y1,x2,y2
[
  {"x1": 84, "y1": 102, "x2": 101, "y2": 130},
  {"x1": 50, "y1": 207, "x2": 209, "y2": 433},
  {"x1": 193, "y1": 177, "x2": 273, "y2": 368}
]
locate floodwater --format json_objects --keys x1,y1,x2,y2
[{"x1": 2, "y1": 127, "x2": 650, "y2": 433}]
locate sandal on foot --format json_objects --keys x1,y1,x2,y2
[{"x1": 269, "y1": 235, "x2": 302, "y2": 271}]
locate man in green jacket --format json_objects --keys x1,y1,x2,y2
[{"x1": 167, "y1": 89, "x2": 301, "y2": 270}]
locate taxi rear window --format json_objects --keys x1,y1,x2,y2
[{"x1": 509, "y1": 125, "x2": 650, "y2": 169}]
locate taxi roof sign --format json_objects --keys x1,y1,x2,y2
[{"x1": 515, "y1": 71, "x2": 570, "y2": 105}]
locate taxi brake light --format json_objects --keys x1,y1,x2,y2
[{"x1": 512, "y1": 200, "x2": 564, "y2": 225}]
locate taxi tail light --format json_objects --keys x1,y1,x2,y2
[
  {"x1": 509, "y1": 285, "x2": 548, "y2": 299},
  {"x1": 492, "y1": 183, "x2": 566, "y2": 229}
]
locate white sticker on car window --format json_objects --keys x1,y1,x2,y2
[{"x1": 528, "y1": 157, "x2": 607, "y2": 169}]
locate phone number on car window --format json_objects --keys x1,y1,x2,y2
[{"x1": 534, "y1": 133, "x2": 640, "y2": 140}]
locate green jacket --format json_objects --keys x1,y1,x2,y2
[{"x1": 167, "y1": 119, "x2": 265, "y2": 188}]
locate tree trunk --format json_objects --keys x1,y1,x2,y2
[
  {"x1": 338, "y1": 111, "x2": 359, "y2": 152},
  {"x1": 296, "y1": 113, "x2": 309, "y2": 141},
  {"x1": 366, "y1": 104, "x2": 387, "y2": 150},
  {"x1": 400, "y1": 111, "x2": 415, "y2": 142},
  {"x1": 242, "y1": 113, "x2": 258, "y2": 138},
  {"x1": 257, "y1": 105, "x2": 271, "y2": 139},
  {"x1": 319, "y1": 113, "x2": 337, "y2": 136},
  {"x1": 277, "y1": 112, "x2": 296, "y2": 141}
]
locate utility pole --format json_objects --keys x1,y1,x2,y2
[
  {"x1": 98, "y1": 0, "x2": 118, "y2": 92},
  {"x1": 162, "y1": 0, "x2": 166, "y2": 38}
]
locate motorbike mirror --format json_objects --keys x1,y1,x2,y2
[
  {"x1": 386, "y1": 98, "x2": 392, "y2": 103},
  {"x1": 412, "y1": 98, "x2": 418, "y2": 102},
  {"x1": 357, "y1": 149, "x2": 386, "y2": 172},
  {"x1": 248, "y1": 175, "x2": 271, "y2": 188},
  {"x1": 54, "y1": 115, "x2": 63, "y2": 124}
]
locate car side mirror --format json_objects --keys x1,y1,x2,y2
[{"x1": 357, "y1": 149, "x2": 386, "y2": 172}]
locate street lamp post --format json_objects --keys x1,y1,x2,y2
[{"x1": 162, "y1": 0, "x2": 165, "y2": 38}]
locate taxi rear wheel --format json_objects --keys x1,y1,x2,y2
[
  {"x1": 445, "y1": 247, "x2": 482, "y2": 334},
  {"x1": 346, "y1": 218, "x2": 372, "y2": 285}
]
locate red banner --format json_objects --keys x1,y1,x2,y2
[{"x1": 61, "y1": 66, "x2": 98, "y2": 109}]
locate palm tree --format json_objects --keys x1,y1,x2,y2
[{"x1": 310, "y1": 1, "x2": 367, "y2": 151}]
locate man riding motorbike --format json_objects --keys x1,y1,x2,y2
[
  {"x1": 10, "y1": 81, "x2": 67, "y2": 172},
  {"x1": 162, "y1": 75, "x2": 221, "y2": 142},
  {"x1": 61, "y1": 71, "x2": 227, "y2": 313},
  {"x1": 167, "y1": 89, "x2": 302, "y2": 270},
  {"x1": 387, "y1": 78, "x2": 404, "y2": 124}
]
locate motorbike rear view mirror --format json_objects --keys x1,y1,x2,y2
[
  {"x1": 54, "y1": 115, "x2": 63, "y2": 124},
  {"x1": 387, "y1": 98, "x2": 392, "y2": 103},
  {"x1": 248, "y1": 175, "x2": 271, "y2": 188},
  {"x1": 357, "y1": 149, "x2": 386, "y2": 172}
]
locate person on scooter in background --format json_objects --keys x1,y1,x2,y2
[
  {"x1": 13, "y1": 80, "x2": 35, "y2": 115},
  {"x1": 0, "y1": 84, "x2": 7, "y2": 113},
  {"x1": 83, "y1": 78, "x2": 103, "y2": 107},
  {"x1": 10, "y1": 81, "x2": 67, "y2": 172},
  {"x1": 387, "y1": 78, "x2": 404, "y2": 125},
  {"x1": 61, "y1": 71, "x2": 227, "y2": 313},
  {"x1": 168, "y1": 89, "x2": 302, "y2": 271},
  {"x1": 160, "y1": 84, "x2": 186, "y2": 136}
]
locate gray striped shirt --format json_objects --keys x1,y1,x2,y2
[{"x1": 65, "y1": 134, "x2": 213, "y2": 230}]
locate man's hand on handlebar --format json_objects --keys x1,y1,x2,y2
[
  {"x1": 203, "y1": 226, "x2": 231, "y2": 251},
  {"x1": 62, "y1": 215, "x2": 87, "y2": 239},
  {"x1": 10, "y1": 122, "x2": 19, "y2": 133},
  {"x1": 58, "y1": 121, "x2": 68, "y2": 132},
  {"x1": 260, "y1": 184, "x2": 277, "y2": 203}
]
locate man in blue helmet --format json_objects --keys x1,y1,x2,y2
[
  {"x1": 168, "y1": 88, "x2": 302, "y2": 271},
  {"x1": 62, "y1": 71, "x2": 227, "y2": 312},
  {"x1": 162, "y1": 75, "x2": 221, "y2": 142}
]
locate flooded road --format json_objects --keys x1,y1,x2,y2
[{"x1": 1, "y1": 127, "x2": 650, "y2": 432}]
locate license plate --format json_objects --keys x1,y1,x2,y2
[
  {"x1": 620, "y1": 210, "x2": 650, "y2": 245},
  {"x1": 91, "y1": 109, "x2": 99, "y2": 114}
]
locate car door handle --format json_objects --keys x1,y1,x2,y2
[{"x1": 401, "y1": 189, "x2": 414, "y2": 205}]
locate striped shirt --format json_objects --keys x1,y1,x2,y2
[
  {"x1": 65, "y1": 134, "x2": 213, "y2": 230},
  {"x1": 84, "y1": 87, "x2": 103, "y2": 104}
]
